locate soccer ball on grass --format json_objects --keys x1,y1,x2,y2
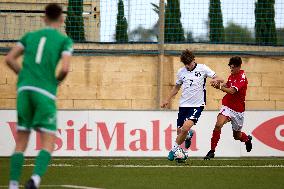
[{"x1": 174, "y1": 148, "x2": 188, "y2": 163}]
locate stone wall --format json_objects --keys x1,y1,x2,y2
[
  {"x1": 0, "y1": 54, "x2": 283, "y2": 110},
  {"x1": 0, "y1": 0, "x2": 100, "y2": 41}
]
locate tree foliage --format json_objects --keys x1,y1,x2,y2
[
  {"x1": 224, "y1": 22, "x2": 254, "y2": 44},
  {"x1": 208, "y1": 0, "x2": 225, "y2": 43},
  {"x1": 186, "y1": 32, "x2": 194, "y2": 43},
  {"x1": 65, "y1": 0, "x2": 85, "y2": 42},
  {"x1": 276, "y1": 28, "x2": 284, "y2": 46},
  {"x1": 115, "y1": 0, "x2": 128, "y2": 42},
  {"x1": 129, "y1": 25, "x2": 158, "y2": 42},
  {"x1": 164, "y1": 0, "x2": 185, "y2": 43},
  {"x1": 255, "y1": 0, "x2": 277, "y2": 45}
]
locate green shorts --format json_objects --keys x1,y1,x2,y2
[{"x1": 17, "y1": 90, "x2": 57, "y2": 133}]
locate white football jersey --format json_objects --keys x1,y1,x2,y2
[{"x1": 176, "y1": 64, "x2": 216, "y2": 107}]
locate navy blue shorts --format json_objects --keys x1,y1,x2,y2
[{"x1": 177, "y1": 107, "x2": 204, "y2": 128}]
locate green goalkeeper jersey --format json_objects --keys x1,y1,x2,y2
[{"x1": 17, "y1": 27, "x2": 73, "y2": 98}]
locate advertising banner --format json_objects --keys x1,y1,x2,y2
[{"x1": 0, "y1": 110, "x2": 283, "y2": 157}]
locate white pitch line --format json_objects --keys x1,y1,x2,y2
[
  {"x1": 20, "y1": 163, "x2": 284, "y2": 168},
  {"x1": 50, "y1": 158, "x2": 284, "y2": 161},
  {"x1": 23, "y1": 163, "x2": 73, "y2": 167},
  {"x1": 61, "y1": 185, "x2": 104, "y2": 189},
  {"x1": 87, "y1": 164, "x2": 284, "y2": 168}
]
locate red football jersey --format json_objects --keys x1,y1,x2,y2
[{"x1": 222, "y1": 70, "x2": 248, "y2": 112}]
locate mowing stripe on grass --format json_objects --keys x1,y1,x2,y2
[{"x1": 0, "y1": 185, "x2": 103, "y2": 189}]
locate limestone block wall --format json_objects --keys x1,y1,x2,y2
[
  {"x1": 167, "y1": 56, "x2": 284, "y2": 110},
  {"x1": 0, "y1": 0, "x2": 100, "y2": 41},
  {"x1": 0, "y1": 55, "x2": 159, "y2": 110},
  {"x1": 0, "y1": 54, "x2": 283, "y2": 110}
]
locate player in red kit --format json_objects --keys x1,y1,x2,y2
[{"x1": 204, "y1": 56, "x2": 252, "y2": 160}]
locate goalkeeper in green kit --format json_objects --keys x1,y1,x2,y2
[{"x1": 5, "y1": 3, "x2": 73, "y2": 189}]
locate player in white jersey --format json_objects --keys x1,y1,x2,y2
[{"x1": 161, "y1": 49, "x2": 223, "y2": 161}]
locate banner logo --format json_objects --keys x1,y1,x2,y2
[{"x1": 252, "y1": 115, "x2": 284, "y2": 151}]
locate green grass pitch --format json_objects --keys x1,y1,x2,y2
[{"x1": 1, "y1": 158, "x2": 284, "y2": 189}]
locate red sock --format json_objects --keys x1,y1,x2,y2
[
  {"x1": 240, "y1": 132, "x2": 248, "y2": 142},
  {"x1": 211, "y1": 130, "x2": 221, "y2": 151}
]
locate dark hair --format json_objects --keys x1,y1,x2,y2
[
  {"x1": 45, "y1": 3, "x2": 62, "y2": 21},
  {"x1": 180, "y1": 49, "x2": 195, "y2": 65},
  {"x1": 228, "y1": 56, "x2": 242, "y2": 67}
]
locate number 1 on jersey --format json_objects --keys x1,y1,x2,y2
[{"x1": 35, "y1": 37, "x2": 46, "y2": 64}]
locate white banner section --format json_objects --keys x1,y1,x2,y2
[{"x1": 0, "y1": 110, "x2": 283, "y2": 157}]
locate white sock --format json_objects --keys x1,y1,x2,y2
[
  {"x1": 171, "y1": 142, "x2": 179, "y2": 152},
  {"x1": 9, "y1": 180, "x2": 19, "y2": 189},
  {"x1": 31, "y1": 174, "x2": 41, "y2": 188}
]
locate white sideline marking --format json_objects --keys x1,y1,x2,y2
[
  {"x1": 21, "y1": 163, "x2": 284, "y2": 168},
  {"x1": 50, "y1": 158, "x2": 283, "y2": 161},
  {"x1": 23, "y1": 163, "x2": 73, "y2": 167},
  {"x1": 0, "y1": 185, "x2": 103, "y2": 189},
  {"x1": 61, "y1": 185, "x2": 103, "y2": 189},
  {"x1": 87, "y1": 164, "x2": 284, "y2": 168}
]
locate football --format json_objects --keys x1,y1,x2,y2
[{"x1": 174, "y1": 148, "x2": 188, "y2": 162}]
